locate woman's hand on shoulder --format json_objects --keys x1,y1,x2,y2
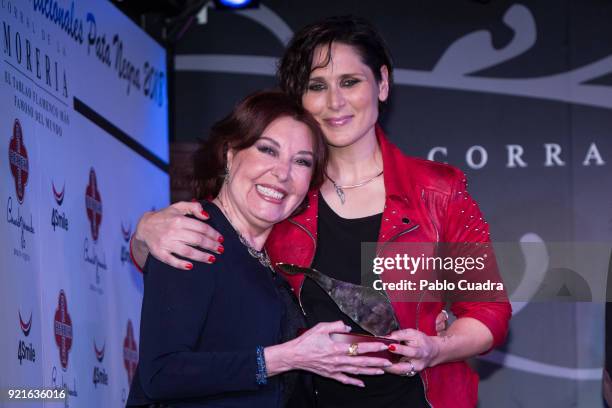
[
  {"x1": 435, "y1": 309, "x2": 449, "y2": 335},
  {"x1": 132, "y1": 201, "x2": 224, "y2": 270}
]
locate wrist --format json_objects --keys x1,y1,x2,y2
[
  {"x1": 131, "y1": 233, "x2": 147, "y2": 254},
  {"x1": 263, "y1": 341, "x2": 294, "y2": 376},
  {"x1": 428, "y1": 335, "x2": 446, "y2": 367},
  {"x1": 133, "y1": 212, "x2": 152, "y2": 245},
  {"x1": 131, "y1": 212, "x2": 152, "y2": 270}
]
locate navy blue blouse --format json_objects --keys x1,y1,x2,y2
[{"x1": 127, "y1": 201, "x2": 294, "y2": 408}]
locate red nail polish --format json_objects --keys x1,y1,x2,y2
[
  {"x1": 208, "y1": 255, "x2": 216, "y2": 263},
  {"x1": 388, "y1": 344, "x2": 396, "y2": 351},
  {"x1": 217, "y1": 235, "x2": 224, "y2": 244},
  {"x1": 185, "y1": 263, "x2": 193, "y2": 270},
  {"x1": 191, "y1": 198, "x2": 197, "y2": 202},
  {"x1": 201, "y1": 210, "x2": 209, "y2": 218},
  {"x1": 217, "y1": 245, "x2": 224, "y2": 254}
]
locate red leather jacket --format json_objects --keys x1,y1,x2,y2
[{"x1": 266, "y1": 126, "x2": 511, "y2": 408}]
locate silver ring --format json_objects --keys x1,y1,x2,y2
[{"x1": 405, "y1": 361, "x2": 417, "y2": 377}]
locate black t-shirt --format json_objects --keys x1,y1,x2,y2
[{"x1": 300, "y1": 195, "x2": 428, "y2": 408}]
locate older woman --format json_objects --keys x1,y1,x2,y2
[
  {"x1": 130, "y1": 17, "x2": 511, "y2": 408},
  {"x1": 126, "y1": 91, "x2": 393, "y2": 408}
]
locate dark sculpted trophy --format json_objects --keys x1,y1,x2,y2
[{"x1": 277, "y1": 264, "x2": 400, "y2": 336}]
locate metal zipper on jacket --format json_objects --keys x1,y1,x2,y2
[
  {"x1": 375, "y1": 224, "x2": 420, "y2": 303},
  {"x1": 416, "y1": 189, "x2": 441, "y2": 408},
  {"x1": 417, "y1": 189, "x2": 441, "y2": 332},
  {"x1": 416, "y1": 189, "x2": 440, "y2": 333},
  {"x1": 287, "y1": 219, "x2": 316, "y2": 316},
  {"x1": 374, "y1": 222, "x2": 433, "y2": 407},
  {"x1": 376, "y1": 224, "x2": 420, "y2": 258},
  {"x1": 414, "y1": 289, "x2": 433, "y2": 408}
]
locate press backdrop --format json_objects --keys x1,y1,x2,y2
[{"x1": 0, "y1": 1, "x2": 168, "y2": 407}]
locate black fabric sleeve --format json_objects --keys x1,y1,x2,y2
[{"x1": 137, "y1": 256, "x2": 259, "y2": 400}]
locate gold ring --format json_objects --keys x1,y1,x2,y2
[{"x1": 347, "y1": 343, "x2": 359, "y2": 356}]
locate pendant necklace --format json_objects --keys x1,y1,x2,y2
[
  {"x1": 325, "y1": 169, "x2": 383, "y2": 205},
  {"x1": 215, "y1": 197, "x2": 271, "y2": 268}
]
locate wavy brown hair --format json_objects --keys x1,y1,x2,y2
[{"x1": 192, "y1": 90, "x2": 327, "y2": 209}]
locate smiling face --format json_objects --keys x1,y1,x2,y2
[
  {"x1": 225, "y1": 116, "x2": 315, "y2": 230},
  {"x1": 301, "y1": 42, "x2": 389, "y2": 148}
]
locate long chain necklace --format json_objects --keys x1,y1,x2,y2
[
  {"x1": 325, "y1": 169, "x2": 383, "y2": 205},
  {"x1": 215, "y1": 197, "x2": 271, "y2": 268}
]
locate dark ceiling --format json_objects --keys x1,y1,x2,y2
[{"x1": 110, "y1": 0, "x2": 203, "y2": 45}]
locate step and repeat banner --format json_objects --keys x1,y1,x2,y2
[
  {"x1": 0, "y1": 1, "x2": 168, "y2": 407},
  {"x1": 171, "y1": 1, "x2": 612, "y2": 407}
]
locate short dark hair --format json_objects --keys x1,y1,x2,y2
[
  {"x1": 192, "y1": 90, "x2": 327, "y2": 203},
  {"x1": 278, "y1": 16, "x2": 394, "y2": 105}
]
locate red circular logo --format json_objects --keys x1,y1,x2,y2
[
  {"x1": 53, "y1": 290, "x2": 73, "y2": 370},
  {"x1": 85, "y1": 168, "x2": 102, "y2": 241},
  {"x1": 8, "y1": 119, "x2": 29, "y2": 204},
  {"x1": 123, "y1": 320, "x2": 138, "y2": 385}
]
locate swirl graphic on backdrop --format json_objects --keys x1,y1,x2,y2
[
  {"x1": 481, "y1": 233, "x2": 602, "y2": 380},
  {"x1": 178, "y1": 3, "x2": 612, "y2": 111}
]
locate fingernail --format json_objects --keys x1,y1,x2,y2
[
  {"x1": 185, "y1": 263, "x2": 193, "y2": 270},
  {"x1": 191, "y1": 198, "x2": 197, "y2": 202},
  {"x1": 380, "y1": 344, "x2": 389, "y2": 351},
  {"x1": 201, "y1": 210, "x2": 209, "y2": 218},
  {"x1": 345, "y1": 325, "x2": 352, "y2": 332},
  {"x1": 376, "y1": 370, "x2": 385, "y2": 375},
  {"x1": 388, "y1": 344, "x2": 396, "y2": 351},
  {"x1": 384, "y1": 361, "x2": 393, "y2": 367},
  {"x1": 217, "y1": 245, "x2": 224, "y2": 254},
  {"x1": 208, "y1": 255, "x2": 216, "y2": 263},
  {"x1": 217, "y1": 235, "x2": 224, "y2": 244},
  {"x1": 357, "y1": 382, "x2": 365, "y2": 388}
]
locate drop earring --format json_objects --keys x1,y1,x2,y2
[{"x1": 224, "y1": 165, "x2": 230, "y2": 184}]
